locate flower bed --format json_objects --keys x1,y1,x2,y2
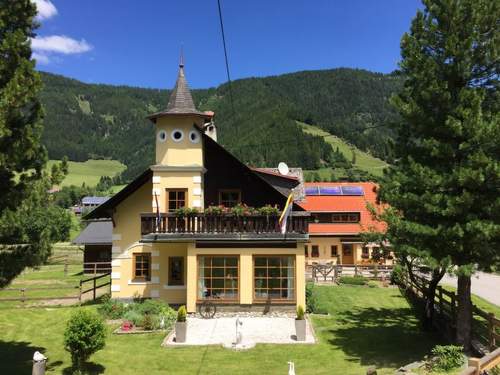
[{"x1": 98, "y1": 297, "x2": 176, "y2": 333}]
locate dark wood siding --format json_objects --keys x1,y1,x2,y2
[{"x1": 203, "y1": 136, "x2": 290, "y2": 208}]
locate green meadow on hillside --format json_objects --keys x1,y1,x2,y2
[
  {"x1": 299, "y1": 122, "x2": 389, "y2": 177},
  {"x1": 48, "y1": 159, "x2": 126, "y2": 187}
]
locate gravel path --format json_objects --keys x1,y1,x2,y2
[
  {"x1": 164, "y1": 317, "x2": 315, "y2": 347},
  {"x1": 440, "y1": 271, "x2": 500, "y2": 306}
]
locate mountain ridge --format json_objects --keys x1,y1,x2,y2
[{"x1": 39, "y1": 68, "x2": 402, "y2": 182}]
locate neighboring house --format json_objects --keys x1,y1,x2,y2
[
  {"x1": 84, "y1": 61, "x2": 308, "y2": 313},
  {"x1": 82, "y1": 196, "x2": 109, "y2": 210},
  {"x1": 299, "y1": 182, "x2": 389, "y2": 265},
  {"x1": 73, "y1": 220, "x2": 112, "y2": 274}
]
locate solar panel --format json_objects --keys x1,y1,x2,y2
[
  {"x1": 305, "y1": 187, "x2": 320, "y2": 196},
  {"x1": 319, "y1": 186, "x2": 342, "y2": 195},
  {"x1": 340, "y1": 186, "x2": 364, "y2": 196}
]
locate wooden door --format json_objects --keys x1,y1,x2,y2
[{"x1": 342, "y1": 244, "x2": 354, "y2": 265}]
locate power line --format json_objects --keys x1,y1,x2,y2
[{"x1": 216, "y1": 0, "x2": 236, "y2": 116}]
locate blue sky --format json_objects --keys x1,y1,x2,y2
[{"x1": 33, "y1": 0, "x2": 422, "y2": 89}]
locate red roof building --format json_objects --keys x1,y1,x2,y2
[{"x1": 299, "y1": 182, "x2": 390, "y2": 265}]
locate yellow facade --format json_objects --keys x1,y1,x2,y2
[
  {"x1": 306, "y1": 235, "x2": 393, "y2": 265},
  {"x1": 106, "y1": 64, "x2": 306, "y2": 313}
]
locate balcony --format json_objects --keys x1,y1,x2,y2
[{"x1": 140, "y1": 212, "x2": 310, "y2": 241}]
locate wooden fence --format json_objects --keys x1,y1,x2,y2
[
  {"x1": 400, "y1": 272, "x2": 500, "y2": 353},
  {"x1": 307, "y1": 264, "x2": 394, "y2": 283},
  {"x1": 460, "y1": 347, "x2": 500, "y2": 375},
  {"x1": 83, "y1": 262, "x2": 112, "y2": 275},
  {"x1": 0, "y1": 272, "x2": 111, "y2": 305},
  {"x1": 79, "y1": 272, "x2": 111, "y2": 302}
]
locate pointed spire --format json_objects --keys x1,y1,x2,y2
[{"x1": 165, "y1": 49, "x2": 198, "y2": 114}]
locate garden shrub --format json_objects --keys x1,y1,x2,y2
[
  {"x1": 177, "y1": 305, "x2": 187, "y2": 322},
  {"x1": 296, "y1": 305, "x2": 305, "y2": 320},
  {"x1": 132, "y1": 299, "x2": 167, "y2": 315},
  {"x1": 390, "y1": 264, "x2": 405, "y2": 285},
  {"x1": 338, "y1": 276, "x2": 366, "y2": 285},
  {"x1": 97, "y1": 296, "x2": 126, "y2": 319},
  {"x1": 159, "y1": 306, "x2": 177, "y2": 329},
  {"x1": 430, "y1": 345, "x2": 464, "y2": 371},
  {"x1": 367, "y1": 281, "x2": 378, "y2": 288},
  {"x1": 123, "y1": 310, "x2": 143, "y2": 327},
  {"x1": 64, "y1": 309, "x2": 106, "y2": 370},
  {"x1": 305, "y1": 282, "x2": 317, "y2": 313},
  {"x1": 142, "y1": 314, "x2": 156, "y2": 331}
]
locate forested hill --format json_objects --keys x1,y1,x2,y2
[{"x1": 39, "y1": 68, "x2": 403, "y2": 182}]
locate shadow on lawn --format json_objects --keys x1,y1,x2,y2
[
  {"x1": 327, "y1": 307, "x2": 442, "y2": 369},
  {"x1": 62, "y1": 362, "x2": 105, "y2": 375},
  {"x1": 0, "y1": 340, "x2": 48, "y2": 373}
]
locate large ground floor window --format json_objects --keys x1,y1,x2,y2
[
  {"x1": 254, "y1": 256, "x2": 295, "y2": 301},
  {"x1": 197, "y1": 256, "x2": 239, "y2": 300}
]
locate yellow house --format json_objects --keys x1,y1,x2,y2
[{"x1": 85, "y1": 61, "x2": 308, "y2": 313}]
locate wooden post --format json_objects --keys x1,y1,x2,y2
[
  {"x1": 354, "y1": 264, "x2": 358, "y2": 277},
  {"x1": 373, "y1": 264, "x2": 378, "y2": 279},
  {"x1": 64, "y1": 256, "x2": 68, "y2": 277},
  {"x1": 79, "y1": 281, "x2": 82, "y2": 303},
  {"x1": 94, "y1": 263, "x2": 97, "y2": 276},
  {"x1": 468, "y1": 357, "x2": 480, "y2": 375},
  {"x1": 488, "y1": 313, "x2": 495, "y2": 351},
  {"x1": 93, "y1": 278, "x2": 96, "y2": 301},
  {"x1": 450, "y1": 294, "x2": 456, "y2": 325},
  {"x1": 438, "y1": 286, "x2": 443, "y2": 316},
  {"x1": 21, "y1": 288, "x2": 25, "y2": 306}
]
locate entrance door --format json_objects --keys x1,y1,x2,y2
[{"x1": 342, "y1": 244, "x2": 354, "y2": 265}]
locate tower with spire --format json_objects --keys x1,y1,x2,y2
[{"x1": 147, "y1": 59, "x2": 214, "y2": 212}]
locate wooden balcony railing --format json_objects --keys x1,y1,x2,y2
[{"x1": 140, "y1": 212, "x2": 309, "y2": 237}]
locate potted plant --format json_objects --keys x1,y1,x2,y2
[
  {"x1": 295, "y1": 305, "x2": 306, "y2": 341},
  {"x1": 175, "y1": 305, "x2": 187, "y2": 343}
]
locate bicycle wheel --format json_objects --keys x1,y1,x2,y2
[{"x1": 198, "y1": 301, "x2": 216, "y2": 319}]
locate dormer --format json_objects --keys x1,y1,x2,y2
[{"x1": 147, "y1": 60, "x2": 214, "y2": 167}]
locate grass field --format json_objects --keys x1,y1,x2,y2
[
  {"x1": 0, "y1": 285, "x2": 450, "y2": 374},
  {"x1": 47, "y1": 159, "x2": 126, "y2": 187},
  {"x1": 298, "y1": 122, "x2": 389, "y2": 177}
]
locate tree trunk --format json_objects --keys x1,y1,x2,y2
[
  {"x1": 456, "y1": 274, "x2": 472, "y2": 351},
  {"x1": 422, "y1": 267, "x2": 445, "y2": 331}
]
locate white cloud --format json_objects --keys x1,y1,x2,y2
[
  {"x1": 32, "y1": 52, "x2": 50, "y2": 65},
  {"x1": 33, "y1": 0, "x2": 58, "y2": 20},
  {"x1": 32, "y1": 35, "x2": 93, "y2": 54}
]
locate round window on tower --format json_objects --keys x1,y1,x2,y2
[
  {"x1": 171, "y1": 129, "x2": 184, "y2": 142},
  {"x1": 157, "y1": 130, "x2": 167, "y2": 143},
  {"x1": 189, "y1": 130, "x2": 200, "y2": 144}
]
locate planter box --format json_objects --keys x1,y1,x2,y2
[
  {"x1": 295, "y1": 319, "x2": 306, "y2": 341},
  {"x1": 175, "y1": 321, "x2": 187, "y2": 343}
]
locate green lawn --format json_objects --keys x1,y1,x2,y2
[
  {"x1": 298, "y1": 121, "x2": 389, "y2": 177},
  {"x1": 0, "y1": 285, "x2": 446, "y2": 374},
  {"x1": 47, "y1": 159, "x2": 126, "y2": 187}
]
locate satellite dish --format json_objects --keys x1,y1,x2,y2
[{"x1": 278, "y1": 162, "x2": 289, "y2": 176}]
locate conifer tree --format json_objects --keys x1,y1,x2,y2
[
  {"x1": 0, "y1": 0, "x2": 71, "y2": 286},
  {"x1": 0, "y1": 0, "x2": 46, "y2": 213},
  {"x1": 378, "y1": 0, "x2": 499, "y2": 350}
]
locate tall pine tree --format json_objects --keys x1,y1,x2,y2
[
  {"x1": 0, "y1": 1, "x2": 72, "y2": 286},
  {"x1": 0, "y1": 0, "x2": 46, "y2": 212},
  {"x1": 378, "y1": 0, "x2": 499, "y2": 350}
]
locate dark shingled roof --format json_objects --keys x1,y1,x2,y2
[
  {"x1": 147, "y1": 63, "x2": 207, "y2": 120},
  {"x1": 73, "y1": 220, "x2": 112, "y2": 245}
]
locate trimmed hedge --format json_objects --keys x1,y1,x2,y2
[{"x1": 338, "y1": 276, "x2": 367, "y2": 285}]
